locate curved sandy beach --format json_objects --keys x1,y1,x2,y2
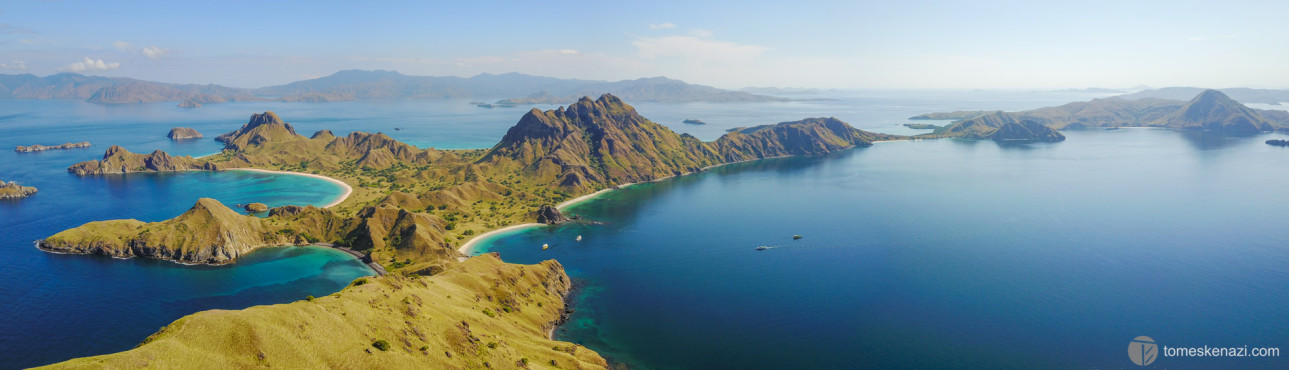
[{"x1": 228, "y1": 168, "x2": 353, "y2": 209}]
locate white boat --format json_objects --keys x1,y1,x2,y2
[
  {"x1": 542, "y1": 243, "x2": 549, "y2": 250},
  {"x1": 576, "y1": 235, "x2": 583, "y2": 242},
  {"x1": 755, "y1": 246, "x2": 769, "y2": 251}
]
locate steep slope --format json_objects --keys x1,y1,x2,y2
[
  {"x1": 39, "y1": 198, "x2": 314, "y2": 263},
  {"x1": 42, "y1": 254, "x2": 607, "y2": 369},
  {"x1": 714, "y1": 117, "x2": 896, "y2": 162},
  {"x1": 67, "y1": 145, "x2": 216, "y2": 175},
  {"x1": 925, "y1": 112, "x2": 1065, "y2": 142},
  {"x1": 215, "y1": 111, "x2": 306, "y2": 150},
  {"x1": 485, "y1": 94, "x2": 724, "y2": 190},
  {"x1": 1151, "y1": 89, "x2": 1272, "y2": 132}
]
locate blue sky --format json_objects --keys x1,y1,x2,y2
[{"x1": 2, "y1": 0, "x2": 1286, "y2": 89}]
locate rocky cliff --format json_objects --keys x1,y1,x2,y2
[
  {"x1": 67, "y1": 145, "x2": 215, "y2": 175},
  {"x1": 215, "y1": 111, "x2": 304, "y2": 151},
  {"x1": 0, "y1": 181, "x2": 37, "y2": 200}
]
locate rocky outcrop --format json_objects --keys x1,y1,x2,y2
[
  {"x1": 243, "y1": 203, "x2": 269, "y2": 212},
  {"x1": 214, "y1": 111, "x2": 304, "y2": 151},
  {"x1": 167, "y1": 127, "x2": 203, "y2": 140},
  {"x1": 0, "y1": 181, "x2": 37, "y2": 200},
  {"x1": 15, "y1": 142, "x2": 91, "y2": 153},
  {"x1": 1267, "y1": 139, "x2": 1289, "y2": 147},
  {"x1": 176, "y1": 99, "x2": 201, "y2": 108},
  {"x1": 683, "y1": 119, "x2": 707, "y2": 125},
  {"x1": 535, "y1": 205, "x2": 569, "y2": 224},
  {"x1": 68, "y1": 145, "x2": 216, "y2": 175}
]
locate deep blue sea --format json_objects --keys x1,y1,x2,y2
[{"x1": 4, "y1": 91, "x2": 1287, "y2": 368}]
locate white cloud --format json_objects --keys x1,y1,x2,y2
[
  {"x1": 113, "y1": 41, "x2": 132, "y2": 51},
  {"x1": 141, "y1": 46, "x2": 176, "y2": 59},
  {"x1": 557, "y1": 49, "x2": 580, "y2": 55},
  {"x1": 648, "y1": 23, "x2": 676, "y2": 30},
  {"x1": 0, "y1": 60, "x2": 25, "y2": 70},
  {"x1": 59, "y1": 57, "x2": 121, "y2": 72}
]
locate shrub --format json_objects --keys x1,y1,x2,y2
[
  {"x1": 305, "y1": 295, "x2": 315, "y2": 302},
  {"x1": 372, "y1": 340, "x2": 390, "y2": 351},
  {"x1": 463, "y1": 229, "x2": 475, "y2": 236},
  {"x1": 482, "y1": 309, "x2": 496, "y2": 317},
  {"x1": 353, "y1": 278, "x2": 368, "y2": 286},
  {"x1": 487, "y1": 342, "x2": 498, "y2": 349}
]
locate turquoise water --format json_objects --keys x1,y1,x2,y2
[
  {"x1": 0, "y1": 100, "x2": 373, "y2": 367},
  {"x1": 474, "y1": 128, "x2": 1289, "y2": 369},
  {"x1": 6, "y1": 91, "x2": 1281, "y2": 368}
]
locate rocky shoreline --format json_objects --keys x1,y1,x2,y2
[{"x1": 0, "y1": 181, "x2": 37, "y2": 200}]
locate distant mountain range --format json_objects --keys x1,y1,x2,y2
[
  {"x1": 0, "y1": 70, "x2": 784, "y2": 105},
  {"x1": 918, "y1": 90, "x2": 1288, "y2": 139}
]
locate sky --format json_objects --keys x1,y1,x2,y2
[{"x1": 1, "y1": 0, "x2": 1287, "y2": 90}]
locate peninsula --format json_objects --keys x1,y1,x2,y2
[
  {"x1": 15, "y1": 142, "x2": 91, "y2": 153},
  {"x1": 40, "y1": 94, "x2": 901, "y2": 367},
  {"x1": 0, "y1": 181, "x2": 36, "y2": 200}
]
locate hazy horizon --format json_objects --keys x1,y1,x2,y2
[{"x1": 3, "y1": 0, "x2": 1287, "y2": 90}]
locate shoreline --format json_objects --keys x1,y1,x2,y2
[
  {"x1": 227, "y1": 168, "x2": 353, "y2": 208},
  {"x1": 456, "y1": 140, "x2": 909, "y2": 258}
]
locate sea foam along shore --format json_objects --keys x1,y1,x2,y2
[{"x1": 227, "y1": 168, "x2": 353, "y2": 209}]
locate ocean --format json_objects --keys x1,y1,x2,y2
[{"x1": 4, "y1": 91, "x2": 1287, "y2": 368}]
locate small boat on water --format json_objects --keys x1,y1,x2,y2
[
  {"x1": 542, "y1": 243, "x2": 549, "y2": 250},
  {"x1": 793, "y1": 235, "x2": 803, "y2": 240},
  {"x1": 755, "y1": 246, "x2": 769, "y2": 251},
  {"x1": 576, "y1": 235, "x2": 583, "y2": 242}
]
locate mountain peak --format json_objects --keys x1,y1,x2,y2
[
  {"x1": 215, "y1": 111, "x2": 303, "y2": 150},
  {"x1": 1154, "y1": 90, "x2": 1270, "y2": 132}
]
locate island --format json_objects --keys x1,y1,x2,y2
[
  {"x1": 243, "y1": 202, "x2": 269, "y2": 213},
  {"x1": 914, "y1": 90, "x2": 1287, "y2": 133},
  {"x1": 909, "y1": 110, "x2": 996, "y2": 120},
  {"x1": 922, "y1": 111, "x2": 1066, "y2": 142},
  {"x1": 1267, "y1": 139, "x2": 1289, "y2": 147},
  {"x1": 177, "y1": 99, "x2": 202, "y2": 108},
  {"x1": 40, "y1": 94, "x2": 904, "y2": 367},
  {"x1": 167, "y1": 127, "x2": 203, "y2": 140},
  {"x1": 682, "y1": 119, "x2": 707, "y2": 125},
  {"x1": 0, "y1": 181, "x2": 36, "y2": 200},
  {"x1": 903, "y1": 123, "x2": 941, "y2": 130},
  {"x1": 15, "y1": 142, "x2": 91, "y2": 153}
]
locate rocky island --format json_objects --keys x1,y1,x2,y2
[
  {"x1": 903, "y1": 123, "x2": 941, "y2": 130},
  {"x1": 0, "y1": 181, "x2": 37, "y2": 200},
  {"x1": 682, "y1": 119, "x2": 707, "y2": 125},
  {"x1": 41, "y1": 94, "x2": 904, "y2": 367},
  {"x1": 15, "y1": 142, "x2": 91, "y2": 153},
  {"x1": 1267, "y1": 139, "x2": 1289, "y2": 147},
  {"x1": 177, "y1": 99, "x2": 202, "y2": 108},
  {"x1": 167, "y1": 127, "x2": 203, "y2": 140}
]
